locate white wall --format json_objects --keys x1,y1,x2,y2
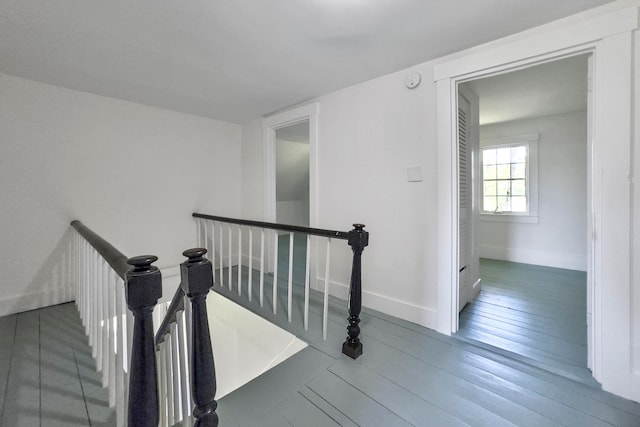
[
  {"x1": 478, "y1": 111, "x2": 587, "y2": 270},
  {"x1": 0, "y1": 73, "x2": 242, "y2": 316},
  {"x1": 242, "y1": 65, "x2": 439, "y2": 326},
  {"x1": 241, "y1": 2, "x2": 640, "y2": 402}
]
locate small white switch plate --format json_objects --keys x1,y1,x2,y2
[{"x1": 407, "y1": 166, "x2": 423, "y2": 182}]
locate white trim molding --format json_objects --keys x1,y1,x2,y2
[
  {"x1": 262, "y1": 103, "x2": 319, "y2": 226},
  {"x1": 433, "y1": 4, "x2": 638, "y2": 400}
]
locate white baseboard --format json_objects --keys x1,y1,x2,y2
[
  {"x1": 325, "y1": 279, "x2": 437, "y2": 330},
  {"x1": 0, "y1": 286, "x2": 75, "y2": 317},
  {"x1": 479, "y1": 245, "x2": 587, "y2": 271}
]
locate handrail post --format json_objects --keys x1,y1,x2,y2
[
  {"x1": 181, "y1": 248, "x2": 218, "y2": 427},
  {"x1": 342, "y1": 224, "x2": 369, "y2": 359},
  {"x1": 125, "y1": 255, "x2": 162, "y2": 427}
]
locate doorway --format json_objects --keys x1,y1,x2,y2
[
  {"x1": 275, "y1": 121, "x2": 310, "y2": 227},
  {"x1": 434, "y1": 8, "x2": 636, "y2": 398},
  {"x1": 455, "y1": 55, "x2": 591, "y2": 380},
  {"x1": 262, "y1": 103, "x2": 319, "y2": 281}
]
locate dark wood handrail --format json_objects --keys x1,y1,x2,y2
[
  {"x1": 193, "y1": 212, "x2": 350, "y2": 240},
  {"x1": 71, "y1": 220, "x2": 131, "y2": 279},
  {"x1": 155, "y1": 286, "x2": 185, "y2": 346}
]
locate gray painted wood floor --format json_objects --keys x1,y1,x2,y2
[
  {"x1": 213, "y1": 260, "x2": 640, "y2": 427},
  {"x1": 457, "y1": 259, "x2": 593, "y2": 385},
  {"x1": 0, "y1": 303, "x2": 115, "y2": 426},
  {"x1": 2, "y1": 256, "x2": 639, "y2": 426}
]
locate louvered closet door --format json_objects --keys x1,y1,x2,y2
[{"x1": 458, "y1": 94, "x2": 471, "y2": 309}]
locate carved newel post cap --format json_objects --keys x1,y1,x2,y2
[
  {"x1": 183, "y1": 247, "x2": 207, "y2": 261},
  {"x1": 348, "y1": 224, "x2": 369, "y2": 249},
  {"x1": 125, "y1": 255, "x2": 162, "y2": 309},
  {"x1": 181, "y1": 248, "x2": 213, "y2": 296},
  {"x1": 127, "y1": 255, "x2": 159, "y2": 271}
]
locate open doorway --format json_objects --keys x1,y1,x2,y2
[
  {"x1": 455, "y1": 55, "x2": 591, "y2": 381},
  {"x1": 275, "y1": 121, "x2": 310, "y2": 227}
]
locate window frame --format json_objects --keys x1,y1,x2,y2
[{"x1": 479, "y1": 133, "x2": 539, "y2": 224}]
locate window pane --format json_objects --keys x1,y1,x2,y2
[
  {"x1": 483, "y1": 197, "x2": 497, "y2": 212},
  {"x1": 511, "y1": 146, "x2": 527, "y2": 163},
  {"x1": 511, "y1": 196, "x2": 527, "y2": 212},
  {"x1": 511, "y1": 163, "x2": 526, "y2": 179},
  {"x1": 497, "y1": 180, "x2": 511, "y2": 196},
  {"x1": 512, "y1": 179, "x2": 526, "y2": 195},
  {"x1": 497, "y1": 164, "x2": 511, "y2": 179},
  {"x1": 496, "y1": 148, "x2": 510, "y2": 164},
  {"x1": 497, "y1": 196, "x2": 510, "y2": 212},
  {"x1": 484, "y1": 165, "x2": 496, "y2": 180},
  {"x1": 484, "y1": 181, "x2": 497, "y2": 196},
  {"x1": 483, "y1": 149, "x2": 496, "y2": 165}
]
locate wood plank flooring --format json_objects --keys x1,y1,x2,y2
[
  {"x1": 0, "y1": 303, "x2": 115, "y2": 426},
  {"x1": 2, "y1": 256, "x2": 639, "y2": 426},
  {"x1": 456, "y1": 259, "x2": 592, "y2": 384},
  {"x1": 214, "y1": 263, "x2": 640, "y2": 427}
]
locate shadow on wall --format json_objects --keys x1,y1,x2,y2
[{"x1": 6, "y1": 228, "x2": 76, "y2": 316}]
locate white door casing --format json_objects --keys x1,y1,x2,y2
[
  {"x1": 433, "y1": 5, "x2": 638, "y2": 400},
  {"x1": 262, "y1": 103, "x2": 319, "y2": 280}
]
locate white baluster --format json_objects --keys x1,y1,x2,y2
[
  {"x1": 259, "y1": 229, "x2": 265, "y2": 307},
  {"x1": 176, "y1": 309, "x2": 192, "y2": 423},
  {"x1": 165, "y1": 333, "x2": 175, "y2": 426},
  {"x1": 202, "y1": 218, "x2": 208, "y2": 254},
  {"x1": 272, "y1": 230, "x2": 279, "y2": 314},
  {"x1": 108, "y1": 268, "x2": 116, "y2": 407},
  {"x1": 304, "y1": 234, "x2": 311, "y2": 331},
  {"x1": 158, "y1": 342, "x2": 168, "y2": 427},
  {"x1": 238, "y1": 227, "x2": 242, "y2": 296},
  {"x1": 323, "y1": 238, "x2": 332, "y2": 340},
  {"x1": 287, "y1": 232, "x2": 294, "y2": 322},
  {"x1": 115, "y1": 278, "x2": 126, "y2": 427},
  {"x1": 218, "y1": 222, "x2": 223, "y2": 285},
  {"x1": 123, "y1": 282, "x2": 133, "y2": 427},
  {"x1": 248, "y1": 228, "x2": 253, "y2": 302},
  {"x1": 228, "y1": 223, "x2": 232, "y2": 290},
  {"x1": 101, "y1": 259, "x2": 109, "y2": 387},
  {"x1": 170, "y1": 322, "x2": 182, "y2": 422},
  {"x1": 96, "y1": 253, "x2": 103, "y2": 366},
  {"x1": 209, "y1": 220, "x2": 216, "y2": 279},
  {"x1": 90, "y1": 249, "x2": 98, "y2": 356}
]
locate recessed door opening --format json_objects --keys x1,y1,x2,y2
[
  {"x1": 275, "y1": 120, "x2": 310, "y2": 227},
  {"x1": 454, "y1": 54, "x2": 593, "y2": 382}
]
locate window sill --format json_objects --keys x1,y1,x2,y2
[{"x1": 480, "y1": 213, "x2": 539, "y2": 224}]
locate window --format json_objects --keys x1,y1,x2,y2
[{"x1": 480, "y1": 134, "x2": 538, "y2": 223}]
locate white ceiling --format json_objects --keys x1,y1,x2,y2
[
  {"x1": 467, "y1": 54, "x2": 589, "y2": 125},
  {"x1": 0, "y1": 0, "x2": 613, "y2": 123}
]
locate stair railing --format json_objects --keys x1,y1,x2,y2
[
  {"x1": 192, "y1": 213, "x2": 369, "y2": 358},
  {"x1": 71, "y1": 220, "x2": 218, "y2": 426}
]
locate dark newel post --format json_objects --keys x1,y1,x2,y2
[
  {"x1": 125, "y1": 255, "x2": 162, "y2": 427},
  {"x1": 342, "y1": 224, "x2": 369, "y2": 359},
  {"x1": 181, "y1": 248, "x2": 218, "y2": 427}
]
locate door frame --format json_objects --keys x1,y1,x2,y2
[
  {"x1": 433, "y1": 6, "x2": 637, "y2": 398},
  {"x1": 262, "y1": 103, "x2": 319, "y2": 226},
  {"x1": 262, "y1": 103, "x2": 319, "y2": 279}
]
